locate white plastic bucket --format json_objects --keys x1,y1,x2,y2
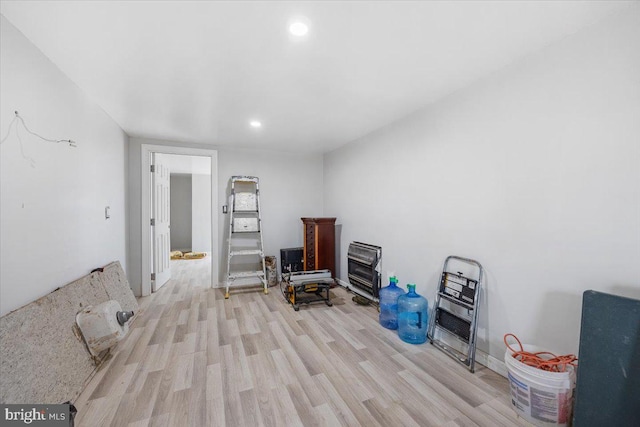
[{"x1": 504, "y1": 345, "x2": 576, "y2": 427}]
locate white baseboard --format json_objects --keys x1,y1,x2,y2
[
  {"x1": 475, "y1": 349, "x2": 508, "y2": 377},
  {"x1": 336, "y1": 278, "x2": 508, "y2": 377},
  {"x1": 336, "y1": 278, "x2": 349, "y2": 288},
  {"x1": 336, "y1": 278, "x2": 379, "y2": 302}
]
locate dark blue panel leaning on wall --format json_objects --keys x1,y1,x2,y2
[{"x1": 573, "y1": 290, "x2": 640, "y2": 426}]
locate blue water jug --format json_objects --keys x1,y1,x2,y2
[
  {"x1": 379, "y1": 276, "x2": 405, "y2": 329},
  {"x1": 397, "y1": 284, "x2": 429, "y2": 344}
]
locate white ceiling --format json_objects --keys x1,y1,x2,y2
[{"x1": 1, "y1": 1, "x2": 634, "y2": 153}]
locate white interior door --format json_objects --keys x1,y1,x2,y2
[{"x1": 152, "y1": 153, "x2": 171, "y2": 291}]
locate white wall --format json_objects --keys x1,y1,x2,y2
[
  {"x1": 0, "y1": 16, "x2": 128, "y2": 315},
  {"x1": 324, "y1": 8, "x2": 640, "y2": 360},
  {"x1": 128, "y1": 137, "x2": 324, "y2": 294},
  {"x1": 192, "y1": 173, "x2": 211, "y2": 253},
  {"x1": 170, "y1": 174, "x2": 192, "y2": 251}
]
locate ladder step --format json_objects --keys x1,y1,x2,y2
[
  {"x1": 437, "y1": 292, "x2": 475, "y2": 310},
  {"x1": 228, "y1": 270, "x2": 265, "y2": 279},
  {"x1": 231, "y1": 176, "x2": 259, "y2": 183},
  {"x1": 232, "y1": 218, "x2": 260, "y2": 233},
  {"x1": 234, "y1": 192, "x2": 257, "y2": 211},
  {"x1": 230, "y1": 249, "x2": 263, "y2": 256},
  {"x1": 435, "y1": 307, "x2": 471, "y2": 342}
]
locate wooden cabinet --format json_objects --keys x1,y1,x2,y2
[{"x1": 301, "y1": 217, "x2": 336, "y2": 277}]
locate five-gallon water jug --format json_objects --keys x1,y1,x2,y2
[
  {"x1": 397, "y1": 284, "x2": 429, "y2": 344},
  {"x1": 379, "y1": 276, "x2": 405, "y2": 329}
]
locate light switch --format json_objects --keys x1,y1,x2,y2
[{"x1": 105, "y1": 206, "x2": 111, "y2": 219}]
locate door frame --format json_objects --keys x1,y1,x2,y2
[{"x1": 141, "y1": 144, "x2": 218, "y2": 296}]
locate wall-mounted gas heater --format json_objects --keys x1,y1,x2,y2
[{"x1": 347, "y1": 241, "x2": 382, "y2": 300}]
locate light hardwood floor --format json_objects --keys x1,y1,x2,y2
[{"x1": 73, "y1": 258, "x2": 529, "y2": 427}]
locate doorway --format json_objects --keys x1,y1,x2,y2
[
  {"x1": 166, "y1": 154, "x2": 212, "y2": 255},
  {"x1": 140, "y1": 144, "x2": 218, "y2": 296}
]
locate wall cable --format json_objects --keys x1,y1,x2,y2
[{"x1": 1, "y1": 111, "x2": 77, "y2": 167}]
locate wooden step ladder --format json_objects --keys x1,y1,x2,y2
[{"x1": 225, "y1": 176, "x2": 267, "y2": 299}]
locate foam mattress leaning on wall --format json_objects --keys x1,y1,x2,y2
[{"x1": 0, "y1": 261, "x2": 138, "y2": 404}]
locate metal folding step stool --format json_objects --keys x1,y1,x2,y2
[
  {"x1": 428, "y1": 255, "x2": 484, "y2": 372},
  {"x1": 225, "y1": 176, "x2": 267, "y2": 299}
]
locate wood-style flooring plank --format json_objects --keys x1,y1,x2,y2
[
  {"x1": 311, "y1": 403, "x2": 343, "y2": 427},
  {"x1": 205, "y1": 363, "x2": 225, "y2": 426},
  {"x1": 362, "y1": 397, "x2": 421, "y2": 427},
  {"x1": 246, "y1": 354, "x2": 278, "y2": 427},
  {"x1": 239, "y1": 388, "x2": 265, "y2": 427},
  {"x1": 312, "y1": 373, "x2": 361, "y2": 427}
]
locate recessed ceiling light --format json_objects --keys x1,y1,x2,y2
[
  {"x1": 249, "y1": 120, "x2": 262, "y2": 128},
  {"x1": 289, "y1": 21, "x2": 308, "y2": 37}
]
